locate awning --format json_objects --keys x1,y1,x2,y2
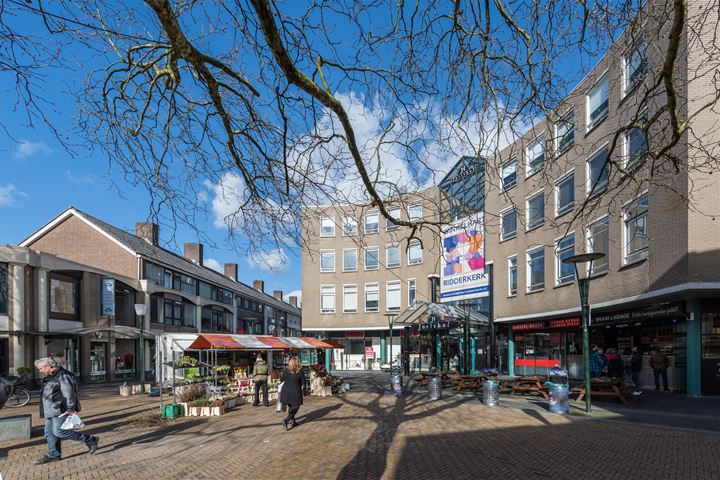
[
  {"x1": 394, "y1": 301, "x2": 488, "y2": 326},
  {"x1": 186, "y1": 334, "x2": 345, "y2": 350}
]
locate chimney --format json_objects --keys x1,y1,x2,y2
[
  {"x1": 224, "y1": 263, "x2": 238, "y2": 282},
  {"x1": 136, "y1": 222, "x2": 159, "y2": 246},
  {"x1": 253, "y1": 280, "x2": 265, "y2": 293},
  {"x1": 183, "y1": 243, "x2": 204, "y2": 266},
  {"x1": 289, "y1": 296, "x2": 298, "y2": 307},
  {"x1": 273, "y1": 290, "x2": 283, "y2": 301}
]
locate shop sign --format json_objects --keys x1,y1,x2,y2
[
  {"x1": 549, "y1": 317, "x2": 581, "y2": 328},
  {"x1": 365, "y1": 347, "x2": 375, "y2": 358},
  {"x1": 101, "y1": 278, "x2": 115, "y2": 316},
  {"x1": 512, "y1": 321, "x2": 545, "y2": 332},
  {"x1": 593, "y1": 303, "x2": 685, "y2": 325},
  {"x1": 414, "y1": 321, "x2": 459, "y2": 331}
]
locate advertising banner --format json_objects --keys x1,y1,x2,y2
[
  {"x1": 440, "y1": 212, "x2": 488, "y2": 302},
  {"x1": 101, "y1": 278, "x2": 115, "y2": 316}
]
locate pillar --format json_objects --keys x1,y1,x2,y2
[
  {"x1": 380, "y1": 334, "x2": 386, "y2": 363},
  {"x1": 37, "y1": 268, "x2": 48, "y2": 332},
  {"x1": 10, "y1": 265, "x2": 25, "y2": 375},
  {"x1": 435, "y1": 334, "x2": 442, "y2": 370},
  {"x1": 324, "y1": 348, "x2": 331, "y2": 372},
  {"x1": 508, "y1": 327, "x2": 515, "y2": 376},
  {"x1": 686, "y1": 299, "x2": 702, "y2": 397},
  {"x1": 471, "y1": 337, "x2": 476, "y2": 372}
]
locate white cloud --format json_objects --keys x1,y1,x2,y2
[
  {"x1": 64, "y1": 170, "x2": 97, "y2": 185},
  {"x1": 283, "y1": 290, "x2": 302, "y2": 307},
  {"x1": 204, "y1": 258, "x2": 223, "y2": 273},
  {"x1": 247, "y1": 248, "x2": 289, "y2": 272},
  {"x1": 0, "y1": 184, "x2": 27, "y2": 207},
  {"x1": 12, "y1": 139, "x2": 52, "y2": 159}
]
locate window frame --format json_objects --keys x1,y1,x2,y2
[
  {"x1": 364, "y1": 283, "x2": 379, "y2": 312},
  {"x1": 320, "y1": 285, "x2": 336, "y2": 314},
  {"x1": 501, "y1": 157, "x2": 517, "y2": 191},
  {"x1": 49, "y1": 273, "x2": 80, "y2": 320},
  {"x1": 320, "y1": 216, "x2": 336, "y2": 237},
  {"x1": 364, "y1": 247, "x2": 380, "y2": 271},
  {"x1": 407, "y1": 240, "x2": 423, "y2": 265},
  {"x1": 408, "y1": 278, "x2": 417, "y2": 309},
  {"x1": 623, "y1": 39, "x2": 647, "y2": 96},
  {"x1": 386, "y1": 206, "x2": 401, "y2": 231},
  {"x1": 526, "y1": 190, "x2": 545, "y2": 231},
  {"x1": 341, "y1": 214, "x2": 358, "y2": 236},
  {"x1": 555, "y1": 170, "x2": 575, "y2": 217},
  {"x1": 623, "y1": 192, "x2": 649, "y2": 265},
  {"x1": 408, "y1": 204, "x2": 423, "y2": 222},
  {"x1": 319, "y1": 249, "x2": 336, "y2": 273},
  {"x1": 342, "y1": 284, "x2": 358, "y2": 313},
  {"x1": 586, "y1": 74, "x2": 609, "y2": 131},
  {"x1": 386, "y1": 281, "x2": 401, "y2": 311},
  {"x1": 508, "y1": 255, "x2": 518, "y2": 297},
  {"x1": 364, "y1": 211, "x2": 379, "y2": 234},
  {"x1": 525, "y1": 135, "x2": 545, "y2": 178},
  {"x1": 386, "y1": 243, "x2": 401, "y2": 268},
  {"x1": 342, "y1": 248, "x2": 358, "y2": 272},
  {"x1": 555, "y1": 234, "x2": 576, "y2": 286},
  {"x1": 526, "y1": 246, "x2": 545, "y2": 293},
  {"x1": 500, "y1": 207, "x2": 517, "y2": 241},
  {"x1": 554, "y1": 111, "x2": 575, "y2": 154},
  {"x1": 586, "y1": 215, "x2": 610, "y2": 276},
  {"x1": 624, "y1": 119, "x2": 648, "y2": 171},
  {"x1": 586, "y1": 144, "x2": 610, "y2": 197}
]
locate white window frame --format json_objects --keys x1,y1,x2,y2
[
  {"x1": 342, "y1": 284, "x2": 358, "y2": 313},
  {"x1": 587, "y1": 73, "x2": 609, "y2": 131},
  {"x1": 407, "y1": 240, "x2": 422, "y2": 265},
  {"x1": 408, "y1": 278, "x2": 417, "y2": 309},
  {"x1": 555, "y1": 111, "x2": 575, "y2": 154},
  {"x1": 386, "y1": 206, "x2": 401, "y2": 231},
  {"x1": 586, "y1": 215, "x2": 610, "y2": 276},
  {"x1": 364, "y1": 211, "x2": 379, "y2": 234},
  {"x1": 409, "y1": 204, "x2": 423, "y2": 222},
  {"x1": 342, "y1": 214, "x2": 358, "y2": 236},
  {"x1": 624, "y1": 123, "x2": 648, "y2": 171},
  {"x1": 508, "y1": 255, "x2": 518, "y2": 297},
  {"x1": 319, "y1": 249, "x2": 336, "y2": 273},
  {"x1": 320, "y1": 285, "x2": 335, "y2": 314},
  {"x1": 500, "y1": 207, "x2": 517, "y2": 241},
  {"x1": 364, "y1": 283, "x2": 379, "y2": 312},
  {"x1": 555, "y1": 234, "x2": 575, "y2": 286},
  {"x1": 623, "y1": 39, "x2": 647, "y2": 96},
  {"x1": 364, "y1": 247, "x2": 379, "y2": 271},
  {"x1": 525, "y1": 135, "x2": 545, "y2": 177},
  {"x1": 386, "y1": 243, "x2": 401, "y2": 268},
  {"x1": 342, "y1": 248, "x2": 358, "y2": 272},
  {"x1": 586, "y1": 144, "x2": 609, "y2": 197},
  {"x1": 623, "y1": 192, "x2": 649, "y2": 265},
  {"x1": 555, "y1": 170, "x2": 575, "y2": 217},
  {"x1": 386, "y1": 281, "x2": 401, "y2": 311},
  {"x1": 526, "y1": 190, "x2": 545, "y2": 231},
  {"x1": 526, "y1": 246, "x2": 545, "y2": 292},
  {"x1": 501, "y1": 157, "x2": 517, "y2": 191},
  {"x1": 320, "y1": 216, "x2": 335, "y2": 237}
]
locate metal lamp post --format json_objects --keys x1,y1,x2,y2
[
  {"x1": 384, "y1": 313, "x2": 396, "y2": 371},
  {"x1": 134, "y1": 303, "x2": 147, "y2": 394},
  {"x1": 458, "y1": 302, "x2": 475, "y2": 375},
  {"x1": 562, "y1": 252, "x2": 604, "y2": 413}
]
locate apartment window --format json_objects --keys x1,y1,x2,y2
[
  {"x1": 145, "y1": 262, "x2": 164, "y2": 286},
  {"x1": 624, "y1": 40, "x2": 647, "y2": 94},
  {"x1": 556, "y1": 235, "x2": 575, "y2": 285},
  {"x1": 386, "y1": 206, "x2": 401, "y2": 230},
  {"x1": 320, "y1": 285, "x2": 335, "y2": 313},
  {"x1": 587, "y1": 217, "x2": 609, "y2": 275},
  {"x1": 0, "y1": 263, "x2": 6, "y2": 315},
  {"x1": 526, "y1": 135, "x2": 545, "y2": 177},
  {"x1": 587, "y1": 146, "x2": 609, "y2": 196},
  {"x1": 624, "y1": 194, "x2": 649, "y2": 264},
  {"x1": 408, "y1": 279, "x2": 417, "y2": 308},
  {"x1": 50, "y1": 275, "x2": 78, "y2": 317},
  {"x1": 386, "y1": 281, "x2": 401, "y2": 311},
  {"x1": 500, "y1": 208, "x2": 517, "y2": 240},
  {"x1": 527, "y1": 246, "x2": 545, "y2": 292},
  {"x1": 365, "y1": 283, "x2": 379, "y2": 312},
  {"x1": 625, "y1": 127, "x2": 648, "y2": 170},
  {"x1": 320, "y1": 250, "x2": 335, "y2": 273},
  {"x1": 526, "y1": 191, "x2": 544, "y2": 230},
  {"x1": 501, "y1": 158, "x2": 517, "y2": 190},
  {"x1": 555, "y1": 171, "x2": 575, "y2": 216},
  {"x1": 343, "y1": 285, "x2": 358, "y2": 313},
  {"x1": 386, "y1": 244, "x2": 401, "y2": 268},
  {"x1": 587, "y1": 75, "x2": 609, "y2": 130},
  {"x1": 409, "y1": 204, "x2": 423, "y2": 222},
  {"x1": 365, "y1": 211, "x2": 379, "y2": 234},
  {"x1": 342, "y1": 248, "x2": 358, "y2": 272},
  {"x1": 342, "y1": 214, "x2": 358, "y2": 236},
  {"x1": 508, "y1": 256, "x2": 517, "y2": 296},
  {"x1": 408, "y1": 240, "x2": 422, "y2": 265},
  {"x1": 320, "y1": 216, "x2": 335, "y2": 237},
  {"x1": 364, "y1": 247, "x2": 379, "y2": 270},
  {"x1": 555, "y1": 112, "x2": 575, "y2": 153}
]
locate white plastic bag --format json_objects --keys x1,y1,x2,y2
[
  {"x1": 60, "y1": 413, "x2": 85, "y2": 430},
  {"x1": 276, "y1": 382, "x2": 285, "y2": 412}
]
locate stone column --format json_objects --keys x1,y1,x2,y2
[{"x1": 10, "y1": 265, "x2": 25, "y2": 374}]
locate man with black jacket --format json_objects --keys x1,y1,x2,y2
[
  {"x1": 32, "y1": 358, "x2": 98, "y2": 465},
  {"x1": 630, "y1": 346, "x2": 643, "y2": 396}
]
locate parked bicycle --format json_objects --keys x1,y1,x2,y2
[{"x1": 0, "y1": 376, "x2": 31, "y2": 407}]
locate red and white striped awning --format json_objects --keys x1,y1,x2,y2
[{"x1": 186, "y1": 334, "x2": 344, "y2": 350}]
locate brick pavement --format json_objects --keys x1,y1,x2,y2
[{"x1": 1, "y1": 374, "x2": 719, "y2": 480}]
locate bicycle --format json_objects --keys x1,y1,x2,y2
[{"x1": 1, "y1": 377, "x2": 31, "y2": 408}]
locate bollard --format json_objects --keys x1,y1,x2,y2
[
  {"x1": 428, "y1": 376, "x2": 442, "y2": 400},
  {"x1": 482, "y1": 380, "x2": 499, "y2": 406},
  {"x1": 389, "y1": 374, "x2": 403, "y2": 396}
]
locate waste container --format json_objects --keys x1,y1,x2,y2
[
  {"x1": 428, "y1": 376, "x2": 442, "y2": 400},
  {"x1": 547, "y1": 368, "x2": 569, "y2": 414},
  {"x1": 390, "y1": 374, "x2": 403, "y2": 396},
  {"x1": 482, "y1": 380, "x2": 499, "y2": 406}
]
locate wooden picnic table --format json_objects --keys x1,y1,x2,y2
[
  {"x1": 509, "y1": 375, "x2": 549, "y2": 399},
  {"x1": 454, "y1": 374, "x2": 483, "y2": 392},
  {"x1": 417, "y1": 371, "x2": 455, "y2": 389},
  {"x1": 573, "y1": 377, "x2": 629, "y2": 404}
]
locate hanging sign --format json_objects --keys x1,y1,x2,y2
[
  {"x1": 101, "y1": 278, "x2": 115, "y2": 316},
  {"x1": 440, "y1": 212, "x2": 488, "y2": 302}
]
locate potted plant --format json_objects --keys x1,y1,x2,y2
[
  {"x1": 175, "y1": 355, "x2": 198, "y2": 368},
  {"x1": 209, "y1": 398, "x2": 225, "y2": 416},
  {"x1": 189, "y1": 397, "x2": 209, "y2": 416}
]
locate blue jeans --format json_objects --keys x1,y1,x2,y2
[{"x1": 44, "y1": 416, "x2": 93, "y2": 459}]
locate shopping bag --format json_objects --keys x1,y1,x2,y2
[
  {"x1": 276, "y1": 382, "x2": 285, "y2": 412},
  {"x1": 60, "y1": 413, "x2": 85, "y2": 430}
]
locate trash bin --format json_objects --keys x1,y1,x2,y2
[
  {"x1": 428, "y1": 376, "x2": 442, "y2": 400},
  {"x1": 547, "y1": 368, "x2": 569, "y2": 414},
  {"x1": 482, "y1": 380, "x2": 499, "y2": 406},
  {"x1": 390, "y1": 374, "x2": 403, "y2": 396}
]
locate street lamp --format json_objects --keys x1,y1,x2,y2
[
  {"x1": 134, "y1": 303, "x2": 147, "y2": 394},
  {"x1": 562, "y1": 252, "x2": 604, "y2": 413},
  {"x1": 384, "y1": 313, "x2": 397, "y2": 371}
]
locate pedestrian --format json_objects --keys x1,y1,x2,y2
[
  {"x1": 252, "y1": 354, "x2": 270, "y2": 407},
  {"x1": 589, "y1": 345, "x2": 604, "y2": 378},
  {"x1": 606, "y1": 348, "x2": 624, "y2": 378},
  {"x1": 32, "y1": 358, "x2": 98, "y2": 465},
  {"x1": 649, "y1": 347, "x2": 671, "y2": 391},
  {"x1": 280, "y1": 356, "x2": 306, "y2": 430},
  {"x1": 630, "y1": 346, "x2": 643, "y2": 395}
]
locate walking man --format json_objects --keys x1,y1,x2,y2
[
  {"x1": 252, "y1": 354, "x2": 270, "y2": 407},
  {"x1": 33, "y1": 358, "x2": 98, "y2": 465},
  {"x1": 630, "y1": 346, "x2": 643, "y2": 395},
  {"x1": 649, "y1": 347, "x2": 671, "y2": 391}
]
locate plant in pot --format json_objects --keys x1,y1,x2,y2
[
  {"x1": 175, "y1": 355, "x2": 198, "y2": 368},
  {"x1": 189, "y1": 397, "x2": 209, "y2": 416}
]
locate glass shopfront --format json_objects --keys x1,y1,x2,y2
[
  {"x1": 115, "y1": 338, "x2": 136, "y2": 380},
  {"x1": 701, "y1": 301, "x2": 720, "y2": 394},
  {"x1": 90, "y1": 342, "x2": 107, "y2": 381}
]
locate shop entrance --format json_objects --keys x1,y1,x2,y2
[{"x1": 514, "y1": 332, "x2": 569, "y2": 377}]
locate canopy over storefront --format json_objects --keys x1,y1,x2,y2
[
  {"x1": 187, "y1": 334, "x2": 344, "y2": 350},
  {"x1": 394, "y1": 301, "x2": 489, "y2": 326}
]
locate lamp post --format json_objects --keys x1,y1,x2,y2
[
  {"x1": 458, "y1": 302, "x2": 475, "y2": 375},
  {"x1": 134, "y1": 303, "x2": 147, "y2": 394},
  {"x1": 562, "y1": 252, "x2": 604, "y2": 413},
  {"x1": 384, "y1": 313, "x2": 396, "y2": 371}
]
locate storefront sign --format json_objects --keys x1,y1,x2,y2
[
  {"x1": 414, "y1": 321, "x2": 459, "y2": 331},
  {"x1": 365, "y1": 347, "x2": 375, "y2": 358},
  {"x1": 440, "y1": 212, "x2": 488, "y2": 302},
  {"x1": 512, "y1": 321, "x2": 545, "y2": 332},
  {"x1": 549, "y1": 317, "x2": 581, "y2": 328},
  {"x1": 593, "y1": 303, "x2": 685, "y2": 325},
  {"x1": 101, "y1": 278, "x2": 115, "y2": 316}
]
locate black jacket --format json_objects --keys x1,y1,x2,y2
[
  {"x1": 630, "y1": 352, "x2": 643, "y2": 373},
  {"x1": 280, "y1": 369, "x2": 306, "y2": 406},
  {"x1": 40, "y1": 367, "x2": 81, "y2": 418}
]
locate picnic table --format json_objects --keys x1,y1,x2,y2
[
  {"x1": 454, "y1": 374, "x2": 483, "y2": 392},
  {"x1": 509, "y1": 375, "x2": 549, "y2": 399},
  {"x1": 416, "y1": 371, "x2": 455, "y2": 389},
  {"x1": 573, "y1": 377, "x2": 629, "y2": 404}
]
